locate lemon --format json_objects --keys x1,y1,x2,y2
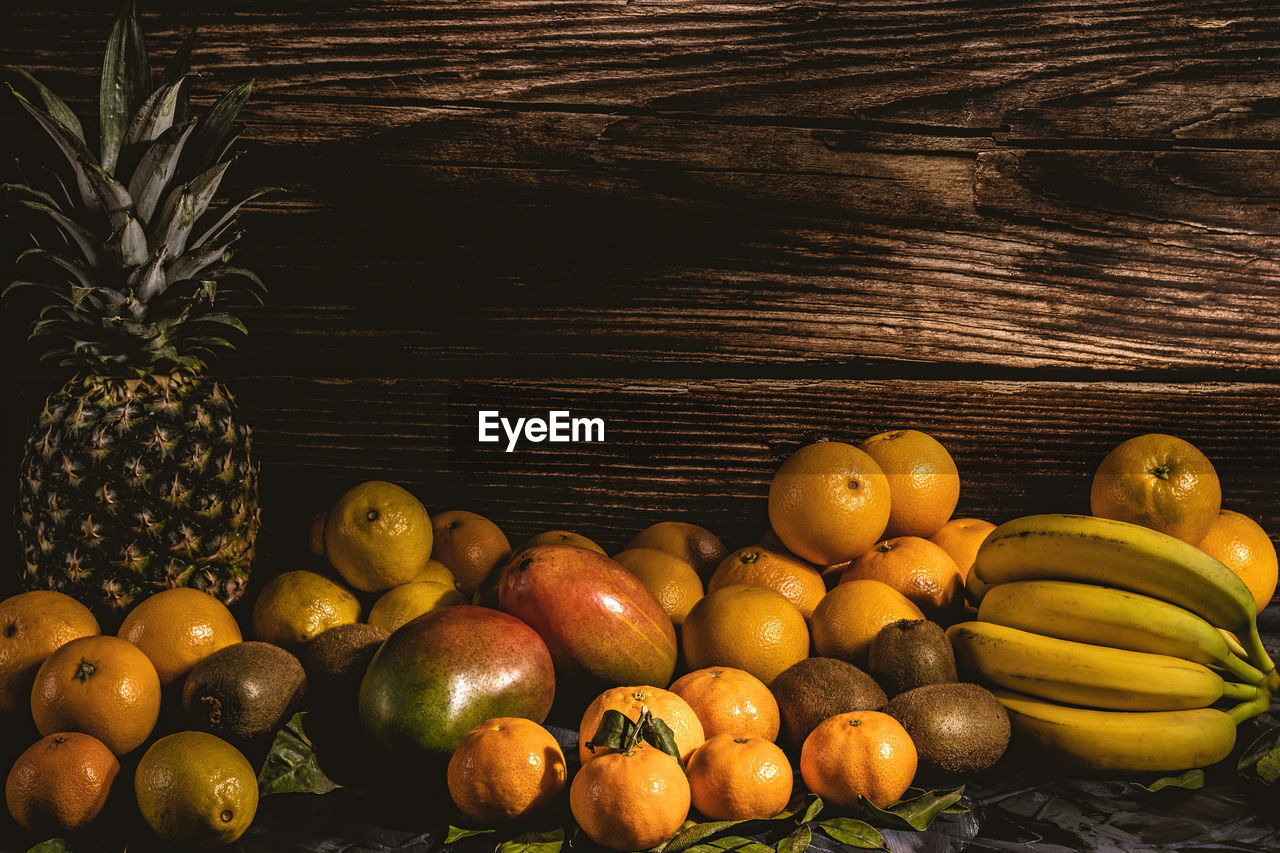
[
  {"x1": 368, "y1": 581, "x2": 465, "y2": 633},
  {"x1": 411, "y1": 558, "x2": 457, "y2": 587},
  {"x1": 325, "y1": 481, "x2": 434, "y2": 592},
  {"x1": 252, "y1": 570, "x2": 361, "y2": 646},
  {"x1": 135, "y1": 731, "x2": 257, "y2": 845}
]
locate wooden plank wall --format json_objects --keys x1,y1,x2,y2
[{"x1": 2, "y1": 1, "x2": 1278, "y2": 599}]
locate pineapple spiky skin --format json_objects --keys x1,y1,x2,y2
[{"x1": 17, "y1": 372, "x2": 259, "y2": 620}]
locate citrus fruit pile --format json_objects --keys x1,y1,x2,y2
[{"x1": 1, "y1": 433, "x2": 1275, "y2": 850}]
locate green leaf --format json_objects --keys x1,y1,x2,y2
[
  {"x1": 585, "y1": 708, "x2": 634, "y2": 754},
  {"x1": 257, "y1": 712, "x2": 340, "y2": 797},
  {"x1": 7, "y1": 67, "x2": 84, "y2": 143},
  {"x1": 185, "y1": 80, "x2": 253, "y2": 175},
  {"x1": 1135, "y1": 769, "x2": 1205, "y2": 792},
  {"x1": 660, "y1": 820, "x2": 748, "y2": 853},
  {"x1": 163, "y1": 28, "x2": 197, "y2": 122},
  {"x1": 494, "y1": 828, "x2": 565, "y2": 853},
  {"x1": 128, "y1": 246, "x2": 169, "y2": 302},
  {"x1": 816, "y1": 818, "x2": 885, "y2": 849},
  {"x1": 104, "y1": 214, "x2": 149, "y2": 269},
  {"x1": 100, "y1": 0, "x2": 152, "y2": 172},
  {"x1": 127, "y1": 121, "x2": 195, "y2": 225},
  {"x1": 857, "y1": 786, "x2": 965, "y2": 832},
  {"x1": 775, "y1": 825, "x2": 811, "y2": 853},
  {"x1": 647, "y1": 714, "x2": 683, "y2": 762},
  {"x1": 444, "y1": 826, "x2": 495, "y2": 843},
  {"x1": 190, "y1": 311, "x2": 248, "y2": 335},
  {"x1": 14, "y1": 199, "x2": 101, "y2": 268},
  {"x1": 84, "y1": 162, "x2": 135, "y2": 229},
  {"x1": 1239, "y1": 723, "x2": 1280, "y2": 785},
  {"x1": 683, "y1": 836, "x2": 771, "y2": 853},
  {"x1": 8, "y1": 87, "x2": 99, "y2": 211},
  {"x1": 799, "y1": 795, "x2": 823, "y2": 824},
  {"x1": 168, "y1": 233, "x2": 239, "y2": 281},
  {"x1": 189, "y1": 185, "x2": 281, "y2": 249},
  {"x1": 25, "y1": 840, "x2": 73, "y2": 853}
]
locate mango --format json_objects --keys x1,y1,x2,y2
[
  {"x1": 496, "y1": 545, "x2": 678, "y2": 693},
  {"x1": 358, "y1": 605, "x2": 555, "y2": 761}
]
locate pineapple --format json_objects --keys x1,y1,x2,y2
[{"x1": 4, "y1": 4, "x2": 275, "y2": 620}]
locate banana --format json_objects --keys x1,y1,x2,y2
[
  {"x1": 976, "y1": 580, "x2": 1266, "y2": 686},
  {"x1": 971, "y1": 513, "x2": 1278, "y2": 688},
  {"x1": 994, "y1": 687, "x2": 1270, "y2": 772},
  {"x1": 947, "y1": 621, "x2": 1263, "y2": 711}
]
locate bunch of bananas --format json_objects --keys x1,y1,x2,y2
[{"x1": 953, "y1": 513, "x2": 1276, "y2": 773}]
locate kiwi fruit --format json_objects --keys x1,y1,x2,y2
[
  {"x1": 298, "y1": 623, "x2": 388, "y2": 709},
  {"x1": 183, "y1": 641, "x2": 308, "y2": 749},
  {"x1": 868, "y1": 619, "x2": 958, "y2": 696},
  {"x1": 770, "y1": 657, "x2": 888, "y2": 747},
  {"x1": 883, "y1": 682, "x2": 1010, "y2": 774}
]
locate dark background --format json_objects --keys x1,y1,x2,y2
[{"x1": 2, "y1": 1, "x2": 1278, "y2": 597}]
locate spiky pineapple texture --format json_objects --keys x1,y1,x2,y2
[{"x1": 5, "y1": 3, "x2": 273, "y2": 617}]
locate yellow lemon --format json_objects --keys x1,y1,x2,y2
[
  {"x1": 325, "y1": 481, "x2": 434, "y2": 592},
  {"x1": 368, "y1": 581, "x2": 465, "y2": 633}
]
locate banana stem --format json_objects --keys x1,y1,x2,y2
[
  {"x1": 1227, "y1": 689, "x2": 1272, "y2": 725},
  {"x1": 1218, "y1": 651, "x2": 1267, "y2": 686},
  {"x1": 1220, "y1": 628, "x2": 1250, "y2": 661},
  {"x1": 1221, "y1": 680, "x2": 1264, "y2": 702},
  {"x1": 1266, "y1": 669, "x2": 1280, "y2": 693},
  {"x1": 1238, "y1": 623, "x2": 1278, "y2": 687}
]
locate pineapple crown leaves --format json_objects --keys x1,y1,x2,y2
[{"x1": 2, "y1": 0, "x2": 282, "y2": 377}]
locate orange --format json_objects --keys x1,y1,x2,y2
[
  {"x1": 1197, "y1": 510, "x2": 1279, "y2": 614},
  {"x1": 367, "y1": 581, "x2": 465, "y2": 633},
  {"x1": 860, "y1": 429, "x2": 960, "y2": 539},
  {"x1": 1090, "y1": 434, "x2": 1222, "y2": 544},
  {"x1": 308, "y1": 511, "x2": 327, "y2": 557},
  {"x1": 839, "y1": 536, "x2": 963, "y2": 621},
  {"x1": 5, "y1": 732, "x2": 119, "y2": 834},
  {"x1": 569, "y1": 740, "x2": 690, "y2": 851},
  {"x1": 612, "y1": 548, "x2": 704, "y2": 626},
  {"x1": 447, "y1": 717, "x2": 567, "y2": 823},
  {"x1": 768, "y1": 441, "x2": 891, "y2": 566},
  {"x1": 0, "y1": 591, "x2": 99, "y2": 718},
  {"x1": 669, "y1": 666, "x2": 780, "y2": 741},
  {"x1": 579, "y1": 686, "x2": 705, "y2": 765},
  {"x1": 626, "y1": 521, "x2": 728, "y2": 580},
  {"x1": 431, "y1": 510, "x2": 512, "y2": 594},
  {"x1": 810, "y1": 579, "x2": 924, "y2": 667},
  {"x1": 800, "y1": 710, "x2": 917, "y2": 809},
  {"x1": 31, "y1": 635, "x2": 161, "y2": 755},
  {"x1": 117, "y1": 588, "x2": 242, "y2": 686},
  {"x1": 928, "y1": 518, "x2": 996, "y2": 580},
  {"x1": 686, "y1": 734, "x2": 792, "y2": 820},
  {"x1": 324, "y1": 480, "x2": 434, "y2": 592},
  {"x1": 708, "y1": 546, "x2": 826, "y2": 620},
  {"x1": 252, "y1": 570, "x2": 361, "y2": 647},
  {"x1": 519, "y1": 530, "x2": 606, "y2": 555},
  {"x1": 682, "y1": 585, "x2": 809, "y2": 686}
]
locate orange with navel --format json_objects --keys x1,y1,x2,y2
[
  {"x1": 928, "y1": 518, "x2": 996, "y2": 580},
  {"x1": 578, "y1": 686, "x2": 705, "y2": 765},
  {"x1": 431, "y1": 510, "x2": 512, "y2": 594},
  {"x1": 612, "y1": 548, "x2": 704, "y2": 626},
  {"x1": 626, "y1": 521, "x2": 728, "y2": 580},
  {"x1": 1197, "y1": 509, "x2": 1278, "y2": 614},
  {"x1": 1090, "y1": 433, "x2": 1222, "y2": 544},
  {"x1": 447, "y1": 717, "x2": 567, "y2": 823},
  {"x1": 810, "y1": 579, "x2": 924, "y2": 667},
  {"x1": 682, "y1": 585, "x2": 809, "y2": 686},
  {"x1": 570, "y1": 739, "x2": 690, "y2": 851},
  {"x1": 840, "y1": 536, "x2": 963, "y2": 621},
  {"x1": 767, "y1": 441, "x2": 891, "y2": 566},
  {"x1": 860, "y1": 429, "x2": 960, "y2": 539},
  {"x1": 669, "y1": 666, "x2": 780, "y2": 741},
  {"x1": 800, "y1": 710, "x2": 917, "y2": 809},
  {"x1": 708, "y1": 546, "x2": 826, "y2": 620},
  {"x1": 31, "y1": 634, "x2": 161, "y2": 755},
  {"x1": 117, "y1": 588, "x2": 242, "y2": 686},
  {"x1": 0, "y1": 591, "x2": 99, "y2": 718},
  {"x1": 5, "y1": 732, "x2": 119, "y2": 834},
  {"x1": 686, "y1": 734, "x2": 793, "y2": 820}
]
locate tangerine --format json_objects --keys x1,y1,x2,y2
[
  {"x1": 569, "y1": 740, "x2": 690, "y2": 851},
  {"x1": 117, "y1": 588, "x2": 242, "y2": 686},
  {"x1": 0, "y1": 591, "x2": 99, "y2": 718},
  {"x1": 5, "y1": 732, "x2": 118, "y2": 834},
  {"x1": 800, "y1": 710, "x2": 917, "y2": 809},
  {"x1": 1197, "y1": 509, "x2": 1278, "y2": 614},
  {"x1": 579, "y1": 686, "x2": 705, "y2": 765},
  {"x1": 682, "y1": 585, "x2": 809, "y2": 686},
  {"x1": 447, "y1": 717, "x2": 567, "y2": 823},
  {"x1": 709, "y1": 546, "x2": 826, "y2": 620},
  {"x1": 860, "y1": 429, "x2": 960, "y2": 539},
  {"x1": 686, "y1": 734, "x2": 792, "y2": 820},
  {"x1": 839, "y1": 536, "x2": 963, "y2": 621},
  {"x1": 669, "y1": 666, "x2": 780, "y2": 742},
  {"x1": 810, "y1": 579, "x2": 924, "y2": 667}
]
